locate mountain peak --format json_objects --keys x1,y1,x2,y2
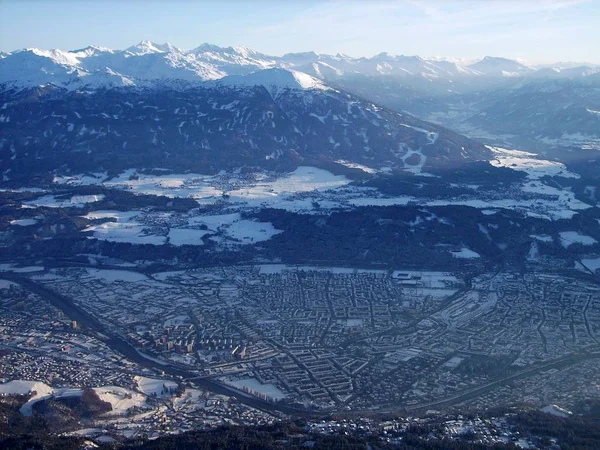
[
  {"x1": 192, "y1": 42, "x2": 224, "y2": 53},
  {"x1": 18, "y1": 47, "x2": 80, "y2": 66},
  {"x1": 126, "y1": 41, "x2": 178, "y2": 55},
  {"x1": 191, "y1": 43, "x2": 260, "y2": 58},
  {"x1": 283, "y1": 51, "x2": 319, "y2": 58},
  {"x1": 69, "y1": 45, "x2": 114, "y2": 58},
  {"x1": 469, "y1": 56, "x2": 534, "y2": 76}
]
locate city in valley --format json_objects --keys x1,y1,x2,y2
[
  {"x1": 2, "y1": 263, "x2": 600, "y2": 444},
  {"x1": 2, "y1": 4, "x2": 600, "y2": 447}
]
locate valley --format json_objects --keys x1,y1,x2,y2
[{"x1": 1, "y1": 36, "x2": 600, "y2": 449}]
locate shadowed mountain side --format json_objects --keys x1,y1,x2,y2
[{"x1": 0, "y1": 82, "x2": 491, "y2": 180}]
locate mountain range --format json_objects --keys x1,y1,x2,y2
[
  {"x1": 2, "y1": 41, "x2": 599, "y2": 155},
  {"x1": 1, "y1": 41, "x2": 598, "y2": 90}
]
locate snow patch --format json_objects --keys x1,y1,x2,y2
[
  {"x1": 488, "y1": 146, "x2": 579, "y2": 179},
  {"x1": 559, "y1": 231, "x2": 597, "y2": 248},
  {"x1": 134, "y1": 376, "x2": 177, "y2": 397},
  {"x1": 451, "y1": 248, "x2": 480, "y2": 259}
]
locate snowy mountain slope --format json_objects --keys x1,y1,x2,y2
[
  {"x1": 2, "y1": 41, "x2": 598, "y2": 156},
  {"x1": 0, "y1": 79, "x2": 491, "y2": 180},
  {"x1": 212, "y1": 68, "x2": 328, "y2": 96}
]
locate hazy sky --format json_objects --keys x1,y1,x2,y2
[{"x1": 1, "y1": 0, "x2": 599, "y2": 63}]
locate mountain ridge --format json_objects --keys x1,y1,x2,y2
[
  {"x1": 2, "y1": 41, "x2": 598, "y2": 91},
  {"x1": 0, "y1": 80, "x2": 492, "y2": 180}
]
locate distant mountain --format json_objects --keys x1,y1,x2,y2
[
  {"x1": 3, "y1": 41, "x2": 596, "y2": 91},
  {"x1": 1, "y1": 41, "x2": 598, "y2": 158},
  {"x1": 463, "y1": 77, "x2": 600, "y2": 150},
  {"x1": 467, "y1": 56, "x2": 534, "y2": 77}
]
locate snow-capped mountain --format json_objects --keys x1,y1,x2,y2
[
  {"x1": 1, "y1": 41, "x2": 598, "y2": 160},
  {"x1": 467, "y1": 56, "x2": 534, "y2": 77},
  {"x1": 212, "y1": 68, "x2": 328, "y2": 96},
  {"x1": 2, "y1": 41, "x2": 596, "y2": 91}
]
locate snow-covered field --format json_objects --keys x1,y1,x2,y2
[
  {"x1": 0, "y1": 264, "x2": 44, "y2": 273},
  {"x1": 10, "y1": 218, "x2": 39, "y2": 226},
  {"x1": 81, "y1": 209, "x2": 282, "y2": 246},
  {"x1": 24, "y1": 194, "x2": 105, "y2": 208},
  {"x1": 134, "y1": 376, "x2": 177, "y2": 397},
  {"x1": 335, "y1": 160, "x2": 377, "y2": 174},
  {"x1": 531, "y1": 234, "x2": 553, "y2": 243},
  {"x1": 82, "y1": 268, "x2": 150, "y2": 282},
  {"x1": 82, "y1": 210, "x2": 166, "y2": 245},
  {"x1": 0, "y1": 279, "x2": 18, "y2": 289},
  {"x1": 46, "y1": 156, "x2": 595, "y2": 243},
  {"x1": 227, "y1": 377, "x2": 286, "y2": 400},
  {"x1": 224, "y1": 219, "x2": 282, "y2": 244},
  {"x1": 559, "y1": 231, "x2": 598, "y2": 248},
  {"x1": 55, "y1": 166, "x2": 350, "y2": 205},
  {"x1": 94, "y1": 386, "x2": 147, "y2": 415},
  {"x1": 167, "y1": 228, "x2": 211, "y2": 246},
  {"x1": 0, "y1": 380, "x2": 53, "y2": 397},
  {"x1": 578, "y1": 257, "x2": 600, "y2": 272},
  {"x1": 488, "y1": 146, "x2": 579, "y2": 179},
  {"x1": 450, "y1": 248, "x2": 481, "y2": 259}
]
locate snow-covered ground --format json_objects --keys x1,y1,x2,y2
[
  {"x1": 47, "y1": 157, "x2": 594, "y2": 236},
  {"x1": 82, "y1": 210, "x2": 166, "y2": 245},
  {"x1": 226, "y1": 377, "x2": 286, "y2": 400},
  {"x1": 24, "y1": 194, "x2": 105, "y2": 208},
  {"x1": 93, "y1": 386, "x2": 147, "y2": 415},
  {"x1": 0, "y1": 264, "x2": 44, "y2": 273},
  {"x1": 134, "y1": 376, "x2": 177, "y2": 397},
  {"x1": 0, "y1": 380, "x2": 82, "y2": 416},
  {"x1": 172, "y1": 388, "x2": 206, "y2": 411},
  {"x1": 559, "y1": 231, "x2": 597, "y2": 248},
  {"x1": 163, "y1": 315, "x2": 190, "y2": 327},
  {"x1": 488, "y1": 146, "x2": 579, "y2": 179},
  {"x1": 540, "y1": 404, "x2": 572, "y2": 418},
  {"x1": 0, "y1": 380, "x2": 53, "y2": 397},
  {"x1": 578, "y1": 257, "x2": 600, "y2": 272},
  {"x1": 335, "y1": 160, "x2": 377, "y2": 174},
  {"x1": 56, "y1": 166, "x2": 350, "y2": 204},
  {"x1": 531, "y1": 234, "x2": 553, "y2": 243},
  {"x1": 450, "y1": 248, "x2": 481, "y2": 259},
  {"x1": 167, "y1": 228, "x2": 211, "y2": 246},
  {"x1": 81, "y1": 209, "x2": 282, "y2": 247},
  {"x1": 82, "y1": 268, "x2": 150, "y2": 282},
  {"x1": 0, "y1": 379, "x2": 168, "y2": 418},
  {"x1": 10, "y1": 218, "x2": 39, "y2": 226},
  {"x1": 225, "y1": 219, "x2": 282, "y2": 244}
]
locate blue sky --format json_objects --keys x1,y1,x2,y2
[{"x1": 1, "y1": 0, "x2": 599, "y2": 63}]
